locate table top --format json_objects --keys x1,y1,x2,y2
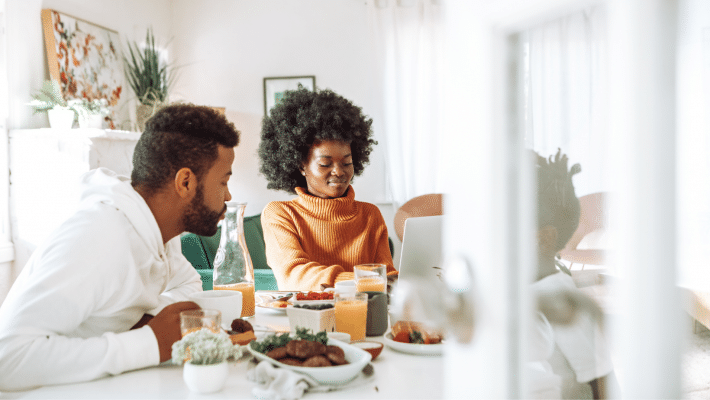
[{"x1": 0, "y1": 295, "x2": 444, "y2": 399}]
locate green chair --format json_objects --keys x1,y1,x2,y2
[{"x1": 181, "y1": 214, "x2": 279, "y2": 291}]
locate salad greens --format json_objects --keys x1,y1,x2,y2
[{"x1": 250, "y1": 327, "x2": 329, "y2": 353}]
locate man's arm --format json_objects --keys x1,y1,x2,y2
[{"x1": 148, "y1": 238, "x2": 203, "y2": 316}]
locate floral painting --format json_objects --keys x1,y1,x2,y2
[{"x1": 41, "y1": 9, "x2": 123, "y2": 128}]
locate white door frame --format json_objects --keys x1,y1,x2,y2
[{"x1": 441, "y1": 0, "x2": 680, "y2": 398}]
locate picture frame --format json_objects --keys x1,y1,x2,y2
[
  {"x1": 263, "y1": 76, "x2": 316, "y2": 115},
  {"x1": 41, "y1": 9, "x2": 124, "y2": 128}
]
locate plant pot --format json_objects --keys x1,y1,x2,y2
[
  {"x1": 78, "y1": 114, "x2": 104, "y2": 129},
  {"x1": 47, "y1": 108, "x2": 75, "y2": 129},
  {"x1": 136, "y1": 104, "x2": 154, "y2": 132},
  {"x1": 182, "y1": 361, "x2": 229, "y2": 394}
]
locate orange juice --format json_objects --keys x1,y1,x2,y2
[
  {"x1": 335, "y1": 298, "x2": 368, "y2": 341},
  {"x1": 214, "y1": 282, "x2": 255, "y2": 318},
  {"x1": 356, "y1": 276, "x2": 386, "y2": 292}
]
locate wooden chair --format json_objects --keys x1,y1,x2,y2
[
  {"x1": 394, "y1": 193, "x2": 443, "y2": 242},
  {"x1": 558, "y1": 192, "x2": 607, "y2": 270}
]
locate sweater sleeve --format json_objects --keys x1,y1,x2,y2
[
  {"x1": 0, "y1": 215, "x2": 160, "y2": 391},
  {"x1": 262, "y1": 202, "x2": 345, "y2": 291}
]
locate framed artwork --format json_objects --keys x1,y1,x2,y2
[
  {"x1": 41, "y1": 9, "x2": 123, "y2": 128},
  {"x1": 263, "y1": 76, "x2": 316, "y2": 115}
]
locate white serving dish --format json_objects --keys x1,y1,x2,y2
[
  {"x1": 248, "y1": 338, "x2": 371, "y2": 385},
  {"x1": 382, "y1": 332, "x2": 443, "y2": 356},
  {"x1": 287, "y1": 306, "x2": 336, "y2": 333}
]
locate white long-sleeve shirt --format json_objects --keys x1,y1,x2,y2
[{"x1": 0, "y1": 168, "x2": 202, "y2": 391}]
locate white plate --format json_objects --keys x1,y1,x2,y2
[
  {"x1": 256, "y1": 301, "x2": 289, "y2": 314},
  {"x1": 382, "y1": 332, "x2": 443, "y2": 356},
  {"x1": 248, "y1": 338, "x2": 371, "y2": 385}
]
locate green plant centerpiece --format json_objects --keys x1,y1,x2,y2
[
  {"x1": 172, "y1": 329, "x2": 244, "y2": 366},
  {"x1": 122, "y1": 28, "x2": 176, "y2": 131}
]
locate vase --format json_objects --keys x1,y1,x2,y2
[
  {"x1": 136, "y1": 103, "x2": 161, "y2": 132},
  {"x1": 213, "y1": 202, "x2": 256, "y2": 318},
  {"x1": 47, "y1": 109, "x2": 75, "y2": 129},
  {"x1": 182, "y1": 361, "x2": 229, "y2": 394}
]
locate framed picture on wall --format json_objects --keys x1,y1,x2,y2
[
  {"x1": 41, "y1": 9, "x2": 124, "y2": 128},
  {"x1": 263, "y1": 76, "x2": 316, "y2": 116}
]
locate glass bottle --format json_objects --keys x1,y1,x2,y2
[{"x1": 212, "y1": 202, "x2": 255, "y2": 318}]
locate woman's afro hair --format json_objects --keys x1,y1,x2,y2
[{"x1": 258, "y1": 87, "x2": 377, "y2": 194}]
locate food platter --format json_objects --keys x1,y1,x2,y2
[
  {"x1": 382, "y1": 332, "x2": 443, "y2": 356},
  {"x1": 255, "y1": 293, "x2": 290, "y2": 314},
  {"x1": 247, "y1": 338, "x2": 371, "y2": 385}
]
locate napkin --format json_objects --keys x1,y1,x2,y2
[{"x1": 247, "y1": 358, "x2": 374, "y2": 400}]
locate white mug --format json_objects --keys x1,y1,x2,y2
[
  {"x1": 188, "y1": 290, "x2": 242, "y2": 328},
  {"x1": 333, "y1": 280, "x2": 357, "y2": 295}
]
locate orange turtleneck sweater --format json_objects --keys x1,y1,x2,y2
[{"x1": 261, "y1": 186, "x2": 395, "y2": 291}]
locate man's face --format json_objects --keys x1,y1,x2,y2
[
  {"x1": 300, "y1": 139, "x2": 354, "y2": 199},
  {"x1": 183, "y1": 146, "x2": 234, "y2": 236}
]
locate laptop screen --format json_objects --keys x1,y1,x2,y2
[{"x1": 397, "y1": 215, "x2": 444, "y2": 283}]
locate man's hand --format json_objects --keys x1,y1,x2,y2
[
  {"x1": 147, "y1": 301, "x2": 200, "y2": 363},
  {"x1": 130, "y1": 314, "x2": 153, "y2": 330}
]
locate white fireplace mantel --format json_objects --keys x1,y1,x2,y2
[{"x1": 8, "y1": 128, "x2": 141, "y2": 274}]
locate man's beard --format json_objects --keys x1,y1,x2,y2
[{"x1": 182, "y1": 184, "x2": 225, "y2": 236}]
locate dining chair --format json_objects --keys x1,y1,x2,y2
[
  {"x1": 393, "y1": 193, "x2": 443, "y2": 242},
  {"x1": 557, "y1": 192, "x2": 608, "y2": 271}
]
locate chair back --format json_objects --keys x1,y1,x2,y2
[
  {"x1": 180, "y1": 214, "x2": 278, "y2": 290},
  {"x1": 558, "y1": 192, "x2": 607, "y2": 266},
  {"x1": 394, "y1": 193, "x2": 443, "y2": 242}
]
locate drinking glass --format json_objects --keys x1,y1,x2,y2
[
  {"x1": 334, "y1": 292, "x2": 368, "y2": 341},
  {"x1": 354, "y1": 264, "x2": 387, "y2": 293},
  {"x1": 180, "y1": 309, "x2": 222, "y2": 337}
]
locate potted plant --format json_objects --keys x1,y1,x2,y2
[
  {"x1": 122, "y1": 27, "x2": 176, "y2": 131},
  {"x1": 28, "y1": 80, "x2": 89, "y2": 129},
  {"x1": 76, "y1": 98, "x2": 110, "y2": 129},
  {"x1": 172, "y1": 329, "x2": 245, "y2": 394}
]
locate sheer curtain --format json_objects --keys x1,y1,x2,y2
[
  {"x1": 367, "y1": 0, "x2": 443, "y2": 208},
  {"x1": 523, "y1": 7, "x2": 608, "y2": 197}
]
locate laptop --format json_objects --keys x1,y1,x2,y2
[{"x1": 397, "y1": 215, "x2": 444, "y2": 283}]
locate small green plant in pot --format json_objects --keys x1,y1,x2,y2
[
  {"x1": 122, "y1": 28, "x2": 176, "y2": 131},
  {"x1": 172, "y1": 329, "x2": 245, "y2": 394},
  {"x1": 28, "y1": 80, "x2": 89, "y2": 129}
]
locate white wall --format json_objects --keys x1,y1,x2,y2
[
  {"x1": 6, "y1": 0, "x2": 173, "y2": 130},
  {"x1": 169, "y1": 0, "x2": 388, "y2": 217},
  {"x1": 2, "y1": 0, "x2": 398, "y2": 291}
]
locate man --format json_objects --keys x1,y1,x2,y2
[
  {"x1": 0, "y1": 104, "x2": 240, "y2": 391},
  {"x1": 531, "y1": 149, "x2": 614, "y2": 400}
]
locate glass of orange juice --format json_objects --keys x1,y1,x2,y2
[
  {"x1": 179, "y1": 309, "x2": 222, "y2": 337},
  {"x1": 354, "y1": 264, "x2": 387, "y2": 293},
  {"x1": 214, "y1": 282, "x2": 256, "y2": 318},
  {"x1": 334, "y1": 292, "x2": 368, "y2": 341}
]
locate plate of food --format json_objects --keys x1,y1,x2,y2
[
  {"x1": 248, "y1": 328, "x2": 371, "y2": 385},
  {"x1": 256, "y1": 293, "x2": 291, "y2": 314},
  {"x1": 290, "y1": 291, "x2": 335, "y2": 305},
  {"x1": 382, "y1": 321, "x2": 443, "y2": 356}
]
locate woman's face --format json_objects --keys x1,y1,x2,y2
[{"x1": 300, "y1": 140, "x2": 354, "y2": 198}]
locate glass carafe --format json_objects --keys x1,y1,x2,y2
[{"x1": 212, "y1": 202, "x2": 255, "y2": 318}]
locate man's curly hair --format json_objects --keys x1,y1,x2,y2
[
  {"x1": 535, "y1": 148, "x2": 582, "y2": 251},
  {"x1": 131, "y1": 103, "x2": 240, "y2": 196},
  {"x1": 258, "y1": 87, "x2": 377, "y2": 194}
]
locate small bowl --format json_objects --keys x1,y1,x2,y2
[
  {"x1": 327, "y1": 331, "x2": 351, "y2": 343},
  {"x1": 351, "y1": 341, "x2": 384, "y2": 361}
]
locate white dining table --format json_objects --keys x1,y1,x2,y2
[{"x1": 0, "y1": 294, "x2": 444, "y2": 400}]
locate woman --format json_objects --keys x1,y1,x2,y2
[{"x1": 258, "y1": 87, "x2": 395, "y2": 291}]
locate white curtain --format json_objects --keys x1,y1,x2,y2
[
  {"x1": 523, "y1": 7, "x2": 608, "y2": 197},
  {"x1": 367, "y1": 0, "x2": 443, "y2": 208}
]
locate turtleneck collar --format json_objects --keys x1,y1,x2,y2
[{"x1": 294, "y1": 186, "x2": 357, "y2": 220}]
